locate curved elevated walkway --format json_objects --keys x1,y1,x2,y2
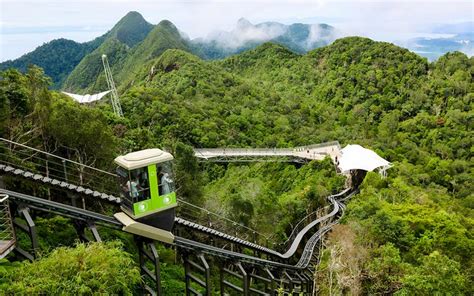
[{"x1": 194, "y1": 141, "x2": 341, "y2": 163}]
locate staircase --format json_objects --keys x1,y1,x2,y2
[{"x1": 0, "y1": 194, "x2": 15, "y2": 259}]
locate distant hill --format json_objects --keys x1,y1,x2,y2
[
  {"x1": 397, "y1": 22, "x2": 473, "y2": 60},
  {"x1": 0, "y1": 37, "x2": 104, "y2": 88},
  {"x1": 106, "y1": 11, "x2": 154, "y2": 48},
  {"x1": 190, "y1": 18, "x2": 336, "y2": 59}
]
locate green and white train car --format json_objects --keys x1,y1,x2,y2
[{"x1": 113, "y1": 148, "x2": 177, "y2": 243}]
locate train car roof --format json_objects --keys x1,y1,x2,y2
[{"x1": 114, "y1": 148, "x2": 174, "y2": 170}]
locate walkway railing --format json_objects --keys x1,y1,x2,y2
[
  {"x1": 276, "y1": 188, "x2": 352, "y2": 252},
  {"x1": 0, "y1": 138, "x2": 353, "y2": 260}
]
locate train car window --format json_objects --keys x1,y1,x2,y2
[
  {"x1": 136, "y1": 167, "x2": 150, "y2": 201},
  {"x1": 116, "y1": 167, "x2": 133, "y2": 204},
  {"x1": 158, "y1": 161, "x2": 175, "y2": 195}
]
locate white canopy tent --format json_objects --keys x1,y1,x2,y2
[
  {"x1": 62, "y1": 90, "x2": 111, "y2": 104},
  {"x1": 337, "y1": 144, "x2": 392, "y2": 176}
]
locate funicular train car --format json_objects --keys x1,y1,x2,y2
[{"x1": 113, "y1": 148, "x2": 177, "y2": 243}]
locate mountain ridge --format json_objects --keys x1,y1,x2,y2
[
  {"x1": 1, "y1": 12, "x2": 338, "y2": 90},
  {"x1": 62, "y1": 12, "x2": 155, "y2": 92},
  {"x1": 2, "y1": 11, "x2": 471, "y2": 92}
]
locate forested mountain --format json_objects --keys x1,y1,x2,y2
[
  {"x1": 0, "y1": 11, "x2": 153, "y2": 90},
  {"x1": 0, "y1": 35, "x2": 472, "y2": 294},
  {"x1": 0, "y1": 37, "x2": 104, "y2": 88},
  {"x1": 62, "y1": 15, "x2": 335, "y2": 92},
  {"x1": 114, "y1": 20, "x2": 190, "y2": 91}
]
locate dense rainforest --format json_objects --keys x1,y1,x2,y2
[{"x1": 0, "y1": 35, "x2": 472, "y2": 295}]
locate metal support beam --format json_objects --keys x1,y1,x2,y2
[
  {"x1": 220, "y1": 264, "x2": 224, "y2": 296},
  {"x1": 88, "y1": 222, "x2": 101, "y2": 242},
  {"x1": 302, "y1": 269, "x2": 314, "y2": 294},
  {"x1": 249, "y1": 267, "x2": 274, "y2": 296},
  {"x1": 14, "y1": 246, "x2": 34, "y2": 261},
  {"x1": 199, "y1": 254, "x2": 211, "y2": 296},
  {"x1": 294, "y1": 271, "x2": 306, "y2": 295},
  {"x1": 265, "y1": 268, "x2": 276, "y2": 296},
  {"x1": 184, "y1": 252, "x2": 211, "y2": 296},
  {"x1": 300, "y1": 272, "x2": 313, "y2": 294},
  {"x1": 221, "y1": 261, "x2": 249, "y2": 296},
  {"x1": 12, "y1": 206, "x2": 38, "y2": 260},
  {"x1": 136, "y1": 236, "x2": 161, "y2": 295},
  {"x1": 236, "y1": 262, "x2": 249, "y2": 296},
  {"x1": 284, "y1": 270, "x2": 294, "y2": 295},
  {"x1": 72, "y1": 220, "x2": 101, "y2": 242}
]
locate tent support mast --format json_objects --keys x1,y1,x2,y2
[{"x1": 101, "y1": 54, "x2": 123, "y2": 117}]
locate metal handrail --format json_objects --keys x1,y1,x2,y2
[
  {"x1": 277, "y1": 188, "x2": 351, "y2": 251},
  {"x1": 177, "y1": 198, "x2": 269, "y2": 242},
  {"x1": 0, "y1": 148, "x2": 261, "y2": 242},
  {"x1": 195, "y1": 141, "x2": 340, "y2": 155},
  {"x1": 0, "y1": 139, "x2": 118, "y2": 196},
  {"x1": 0, "y1": 194, "x2": 14, "y2": 241},
  {"x1": 0, "y1": 138, "x2": 116, "y2": 176},
  {"x1": 0, "y1": 194, "x2": 8, "y2": 202}
]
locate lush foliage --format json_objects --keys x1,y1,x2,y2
[
  {"x1": 0, "y1": 35, "x2": 472, "y2": 294},
  {"x1": 115, "y1": 38, "x2": 472, "y2": 294},
  {"x1": 0, "y1": 65, "x2": 118, "y2": 168},
  {"x1": 202, "y1": 159, "x2": 344, "y2": 239},
  {"x1": 0, "y1": 242, "x2": 140, "y2": 294}
]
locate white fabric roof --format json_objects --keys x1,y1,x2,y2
[
  {"x1": 114, "y1": 148, "x2": 174, "y2": 170},
  {"x1": 62, "y1": 90, "x2": 111, "y2": 104},
  {"x1": 338, "y1": 144, "x2": 392, "y2": 173}
]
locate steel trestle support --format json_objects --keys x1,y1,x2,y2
[
  {"x1": 183, "y1": 252, "x2": 211, "y2": 296},
  {"x1": 135, "y1": 236, "x2": 162, "y2": 296},
  {"x1": 12, "y1": 206, "x2": 38, "y2": 261}
]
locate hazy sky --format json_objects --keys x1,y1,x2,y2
[{"x1": 1, "y1": 0, "x2": 472, "y2": 61}]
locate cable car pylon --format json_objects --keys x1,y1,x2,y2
[{"x1": 101, "y1": 54, "x2": 123, "y2": 117}]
